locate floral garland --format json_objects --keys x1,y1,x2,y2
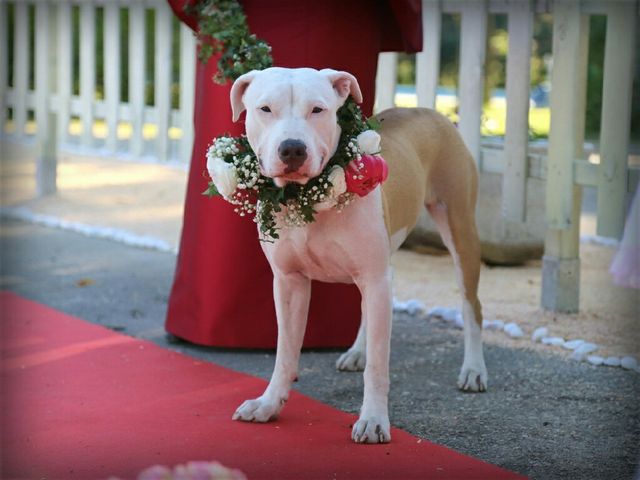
[
  {"x1": 204, "y1": 98, "x2": 388, "y2": 240},
  {"x1": 187, "y1": 0, "x2": 273, "y2": 84}
]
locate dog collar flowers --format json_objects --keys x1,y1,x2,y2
[{"x1": 204, "y1": 98, "x2": 388, "y2": 240}]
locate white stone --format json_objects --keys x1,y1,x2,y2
[
  {"x1": 569, "y1": 351, "x2": 585, "y2": 362},
  {"x1": 403, "y1": 299, "x2": 426, "y2": 316},
  {"x1": 441, "y1": 308, "x2": 460, "y2": 323},
  {"x1": 586, "y1": 355, "x2": 604, "y2": 366},
  {"x1": 483, "y1": 319, "x2": 505, "y2": 331},
  {"x1": 562, "y1": 339, "x2": 586, "y2": 350},
  {"x1": 503, "y1": 322, "x2": 524, "y2": 338},
  {"x1": 531, "y1": 327, "x2": 549, "y2": 342},
  {"x1": 395, "y1": 300, "x2": 424, "y2": 315},
  {"x1": 541, "y1": 336, "x2": 565, "y2": 347},
  {"x1": 574, "y1": 343, "x2": 598, "y2": 355},
  {"x1": 426, "y1": 306, "x2": 463, "y2": 328},
  {"x1": 427, "y1": 306, "x2": 457, "y2": 321},
  {"x1": 393, "y1": 298, "x2": 405, "y2": 311},
  {"x1": 453, "y1": 311, "x2": 464, "y2": 329},
  {"x1": 620, "y1": 356, "x2": 638, "y2": 370},
  {"x1": 603, "y1": 356, "x2": 621, "y2": 367}
]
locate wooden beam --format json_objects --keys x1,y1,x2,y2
[
  {"x1": 457, "y1": 1, "x2": 487, "y2": 164},
  {"x1": 129, "y1": 2, "x2": 146, "y2": 157},
  {"x1": 154, "y1": 4, "x2": 172, "y2": 162},
  {"x1": 416, "y1": 0, "x2": 442, "y2": 109},
  {"x1": 104, "y1": 1, "x2": 121, "y2": 153},
  {"x1": 56, "y1": 0, "x2": 72, "y2": 144},
  {"x1": 502, "y1": 0, "x2": 533, "y2": 223},
  {"x1": 596, "y1": 1, "x2": 636, "y2": 239},
  {"x1": 79, "y1": 2, "x2": 96, "y2": 148},
  {"x1": 35, "y1": 1, "x2": 58, "y2": 196},
  {"x1": 13, "y1": 2, "x2": 28, "y2": 137},
  {"x1": 179, "y1": 22, "x2": 196, "y2": 164},
  {"x1": 375, "y1": 53, "x2": 398, "y2": 113},
  {"x1": 541, "y1": 4, "x2": 589, "y2": 313},
  {"x1": 0, "y1": 0, "x2": 7, "y2": 133}
]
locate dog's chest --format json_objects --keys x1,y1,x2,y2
[
  {"x1": 264, "y1": 227, "x2": 356, "y2": 284},
  {"x1": 261, "y1": 192, "x2": 390, "y2": 284}
]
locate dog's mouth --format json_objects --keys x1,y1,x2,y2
[{"x1": 272, "y1": 173, "x2": 310, "y2": 187}]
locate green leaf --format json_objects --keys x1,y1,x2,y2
[
  {"x1": 203, "y1": 182, "x2": 220, "y2": 197},
  {"x1": 366, "y1": 116, "x2": 381, "y2": 131}
]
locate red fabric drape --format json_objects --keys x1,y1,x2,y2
[{"x1": 166, "y1": 0, "x2": 422, "y2": 348}]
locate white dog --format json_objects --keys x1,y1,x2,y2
[{"x1": 228, "y1": 67, "x2": 487, "y2": 444}]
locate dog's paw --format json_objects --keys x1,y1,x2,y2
[
  {"x1": 457, "y1": 364, "x2": 488, "y2": 392},
  {"x1": 232, "y1": 397, "x2": 282, "y2": 422},
  {"x1": 336, "y1": 348, "x2": 366, "y2": 372},
  {"x1": 351, "y1": 415, "x2": 391, "y2": 444}
]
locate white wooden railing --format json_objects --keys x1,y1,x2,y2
[
  {"x1": 1, "y1": 0, "x2": 638, "y2": 313},
  {"x1": 0, "y1": 0, "x2": 196, "y2": 183},
  {"x1": 375, "y1": 0, "x2": 638, "y2": 312}
]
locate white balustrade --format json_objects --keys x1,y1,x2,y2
[{"x1": 2, "y1": 0, "x2": 197, "y2": 165}]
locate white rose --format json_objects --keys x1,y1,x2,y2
[
  {"x1": 356, "y1": 130, "x2": 381, "y2": 154},
  {"x1": 213, "y1": 163, "x2": 239, "y2": 198},
  {"x1": 327, "y1": 165, "x2": 347, "y2": 197},
  {"x1": 315, "y1": 166, "x2": 346, "y2": 211},
  {"x1": 206, "y1": 152, "x2": 238, "y2": 198}
]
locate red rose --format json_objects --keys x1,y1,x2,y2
[{"x1": 344, "y1": 154, "x2": 389, "y2": 197}]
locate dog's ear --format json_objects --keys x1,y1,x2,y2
[
  {"x1": 230, "y1": 70, "x2": 258, "y2": 122},
  {"x1": 320, "y1": 69, "x2": 363, "y2": 104}
]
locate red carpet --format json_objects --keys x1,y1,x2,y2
[{"x1": 1, "y1": 292, "x2": 525, "y2": 479}]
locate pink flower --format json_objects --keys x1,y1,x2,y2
[
  {"x1": 135, "y1": 461, "x2": 246, "y2": 480},
  {"x1": 344, "y1": 154, "x2": 389, "y2": 197}
]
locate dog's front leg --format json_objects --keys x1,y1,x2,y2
[
  {"x1": 233, "y1": 272, "x2": 311, "y2": 422},
  {"x1": 352, "y1": 271, "x2": 392, "y2": 443}
]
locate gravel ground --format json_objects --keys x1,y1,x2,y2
[{"x1": 2, "y1": 218, "x2": 639, "y2": 479}]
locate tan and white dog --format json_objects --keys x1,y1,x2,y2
[{"x1": 229, "y1": 67, "x2": 487, "y2": 444}]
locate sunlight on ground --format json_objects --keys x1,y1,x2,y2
[
  {"x1": 4, "y1": 120, "x2": 183, "y2": 141},
  {"x1": 1, "y1": 143, "x2": 187, "y2": 246}
]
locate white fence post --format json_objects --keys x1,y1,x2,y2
[
  {"x1": 0, "y1": 0, "x2": 7, "y2": 133},
  {"x1": 416, "y1": 0, "x2": 441, "y2": 109},
  {"x1": 179, "y1": 23, "x2": 196, "y2": 164},
  {"x1": 457, "y1": 1, "x2": 488, "y2": 165},
  {"x1": 35, "y1": 0, "x2": 58, "y2": 196},
  {"x1": 596, "y1": 1, "x2": 636, "y2": 239},
  {"x1": 502, "y1": 0, "x2": 533, "y2": 223},
  {"x1": 541, "y1": 4, "x2": 589, "y2": 313},
  {"x1": 129, "y1": 2, "x2": 146, "y2": 157},
  {"x1": 13, "y1": 1, "x2": 29, "y2": 137},
  {"x1": 154, "y1": 4, "x2": 172, "y2": 162},
  {"x1": 375, "y1": 52, "x2": 398, "y2": 113},
  {"x1": 57, "y1": 0, "x2": 72, "y2": 145},
  {"x1": 104, "y1": 1, "x2": 121, "y2": 153},
  {"x1": 80, "y1": 2, "x2": 96, "y2": 148}
]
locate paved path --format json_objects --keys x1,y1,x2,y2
[{"x1": 2, "y1": 218, "x2": 638, "y2": 480}]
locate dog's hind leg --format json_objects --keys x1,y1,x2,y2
[
  {"x1": 336, "y1": 313, "x2": 366, "y2": 371},
  {"x1": 426, "y1": 201, "x2": 488, "y2": 392}
]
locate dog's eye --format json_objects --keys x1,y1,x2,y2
[
  {"x1": 260, "y1": 106, "x2": 271, "y2": 113},
  {"x1": 312, "y1": 107, "x2": 324, "y2": 114}
]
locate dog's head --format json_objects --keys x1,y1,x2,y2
[{"x1": 230, "y1": 67, "x2": 362, "y2": 187}]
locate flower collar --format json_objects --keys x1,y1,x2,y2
[{"x1": 204, "y1": 98, "x2": 388, "y2": 240}]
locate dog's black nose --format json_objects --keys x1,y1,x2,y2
[{"x1": 278, "y1": 139, "x2": 307, "y2": 172}]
